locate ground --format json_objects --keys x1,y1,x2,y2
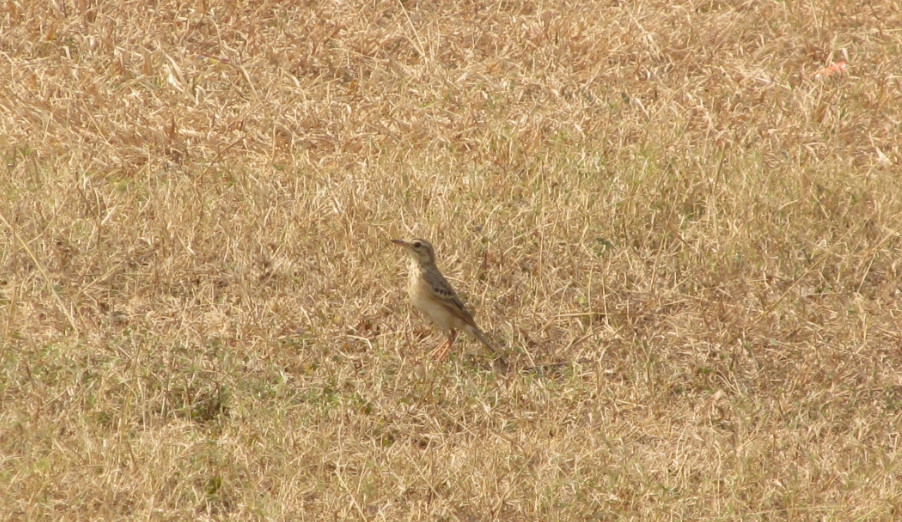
[{"x1": 1, "y1": 0, "x2": 901, "y2": 519}]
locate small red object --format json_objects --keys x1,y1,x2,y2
[{"x1": 811, "y1": 61, "x2": 847, "y2": 78}]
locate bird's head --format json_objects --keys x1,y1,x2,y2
[{"x1": 391, "y1": 238, "x2": 436, "y2": 265}]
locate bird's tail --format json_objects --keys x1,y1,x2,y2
[{"x1": 466, "y1": 325, "x2": 508, "y2": 369}]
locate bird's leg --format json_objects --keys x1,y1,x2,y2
[
  {"x1": 434, "y1": 330, "x2": 458, "y2": 361},
  {"x1": 428, "y1": 336, "x2": 450, "y2": 360}
]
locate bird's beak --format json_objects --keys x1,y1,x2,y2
[{"x1": 391, "y1": 239, "x2": 408, "y2": 247}]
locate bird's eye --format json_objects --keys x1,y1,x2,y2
[{"x1": 413, "y1": 241, "x2": 421, "y2": 248}]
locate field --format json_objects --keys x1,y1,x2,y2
[{"x1": 2, "y1": 0, "x2": 901, "y2": 519}]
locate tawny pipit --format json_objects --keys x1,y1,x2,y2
[{"x1": 392, "y1": 238, "x2": 506, "y2": 367}]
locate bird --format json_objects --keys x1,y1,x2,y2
[{"x1": 391, "y1": 238, "x2": 507, "y2": 368}]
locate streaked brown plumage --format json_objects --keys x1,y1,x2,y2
[{"x1": 391, "y1": 238, "x2": 506, "y2": 368}]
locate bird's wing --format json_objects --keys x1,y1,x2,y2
[{"x1": 425, "y1": 269, "x2": 478, "y2": 325}]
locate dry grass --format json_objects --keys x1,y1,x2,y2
[{"x1": 2, "y1": 0, "x2": 902, "y2": 519}]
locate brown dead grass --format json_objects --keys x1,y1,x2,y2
[{"x1": 1, "y1": 0, "x2": 901, "y2": 519}]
